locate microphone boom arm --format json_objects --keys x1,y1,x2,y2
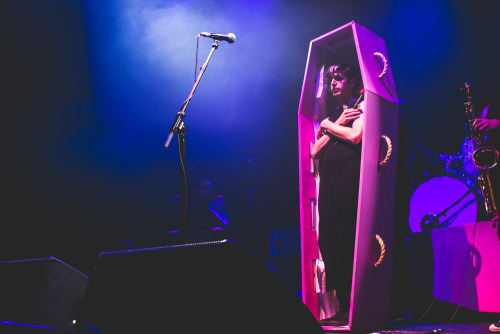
[{"x1": 164, "y1": 40, "x2": 220, "y2": 149}]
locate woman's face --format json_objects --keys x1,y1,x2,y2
[{"x1": 330, "y1": 72, "x2": 354, "y2": 103}]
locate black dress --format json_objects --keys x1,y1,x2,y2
[{"x1": 317, "y1": 100, "x2": 361, "y2": 312}]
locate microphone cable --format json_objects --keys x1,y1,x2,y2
[{"x1": 195, "y1": 34, "x2": 200, "y2": 82}]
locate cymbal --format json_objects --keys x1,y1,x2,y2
[{"x1": 410, "y1": 142, "x2": 441, "y2": 164}]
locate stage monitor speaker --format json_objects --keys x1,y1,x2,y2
[
  {"x1": 0, "y1": 322, "x2": 65, "y2": 333},
  {"x1": 0, "y1": 257, "x2": 89, "y2": 330},
  {"x1": 75, "y1": 239, "x2": 323, "y2": 333}
]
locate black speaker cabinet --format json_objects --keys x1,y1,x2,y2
[
  {"x1": 75, "y1": 239, "x2": 323, "y2": 333},
  {"x1": 0, "y1": 257, "x2": 89, "y2": 330}
]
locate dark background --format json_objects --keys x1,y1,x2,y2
[{"x1": 1, "y1": 0, "x2": 499, "y2": 277}]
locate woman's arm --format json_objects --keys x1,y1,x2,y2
[
  {"x1": 321, "y1": 112, "x2": 364, "y2": 145},
  {"x1": 311, "y1": 105, "x2": 364, "y2": 159},
  {"x1": 311, "y1": 130, "x2": 330, "y2": 159}
]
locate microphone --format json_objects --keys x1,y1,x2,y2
[{"x1": 199, "y1": 32, "x2": 236, "y2": 44}]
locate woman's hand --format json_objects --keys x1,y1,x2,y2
[
  {"x1": 318, "y1": 118, "x2": 333, "y2": 139},
  {"x1": 318, "y1": 108, "x2": 362, "y2": 138},
  {"x1": 318, "y1": 112, "x2": 364, "y2": 145},
  {"x1": 317, "y1": 127, "x2": 326, "y2": 140},
  {"x1": 335, "y1": 107, "x2": 363, "y2": 126}
]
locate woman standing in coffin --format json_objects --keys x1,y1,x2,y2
[{"x1": 311, "y1": 64, "x2": 364, "y2": 326}]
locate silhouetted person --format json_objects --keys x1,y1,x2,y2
[{"x1": 185, "y1": 176, "x2": 229, "y2": 241}]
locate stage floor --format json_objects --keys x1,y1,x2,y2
[
  {"x1": 323, "y1": 322, "x2": 496, "y2": 333},
  {"x1": 0, "y1": 320, "x2": 497, "y2": 333}
]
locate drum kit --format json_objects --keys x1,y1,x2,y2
[
  {"x1": 409, "y1": 83, "x2": 500, "y2": 234},
  {"x1": 408, "y1": 138, "x2": 482, "y2": 234}
]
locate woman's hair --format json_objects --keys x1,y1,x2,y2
[
  {"x1": 324, "y1": 64, "x2": 362, "y2": 96},
  {"x1": 319, "y1": 64, "x2": 363, "y2": 118}
]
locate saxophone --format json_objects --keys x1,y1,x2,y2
[{"x1": 461, "y1": 82, "x2": 498, "y2": 217}]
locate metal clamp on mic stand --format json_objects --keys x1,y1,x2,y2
[{"x1": 163, "y1": 39, "x2": 221, "y2": 243}]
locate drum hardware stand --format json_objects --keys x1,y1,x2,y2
[
  {"x1": 437, "y1": 198, "x2": 477, "y2": 229},
  {"x1": 420, "y1": 184, "x2": 479, "y2": 232},
  {"x1": 163, "y1": 40, "x2": 221, "y2": 243}
]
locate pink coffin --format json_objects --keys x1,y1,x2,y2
[{"x1": 298, "y1": 21, "x2": 399, "y2": 329}]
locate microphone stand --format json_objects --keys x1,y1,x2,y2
[{"x1": 164, "y1": 40, "x2": 221, "y2": 243}]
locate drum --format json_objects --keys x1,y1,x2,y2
[
  {"x1": 409, "y1": 173, "x2": 480, "y2": 233},
  {"x1": 461, "y1": 138, "x2": 479, "y2": 178},
  {"x1": 441, "y1": 153, "x2": 463, "y2": 174}
]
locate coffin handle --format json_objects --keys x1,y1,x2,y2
[
  {"x1": 374, "y1": 234, "x2": 386, "y2": 267},
  {"x1": 379, "y1": 135, "x2": 392, "y2": 166},
  {"x1": 374, "y1": 52, "x2": 388, "y2": 79}
]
